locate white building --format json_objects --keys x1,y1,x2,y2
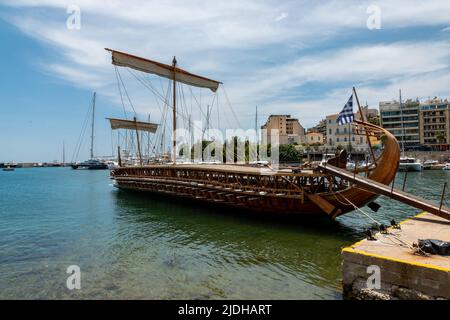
[{"x1": 325, "y1": 113, "x2": 369, "y2": 152}]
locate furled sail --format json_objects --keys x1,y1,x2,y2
[
  {"x1": 107, "y1": 118, "x2": 158, "y2": 133},
  {"x1": 105, "y1": 48, "x2": 221, "y2": 92}
]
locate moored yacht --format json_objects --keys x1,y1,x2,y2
[
  {"x1": 71, "y1": 159, "x2": 108, "y2": 170},
  {"x1": 72, "y1": 92, "x2": 108, "y2": 171},
  {"x1": 398, "y1": 157, "x2": 423, "y2": 172}
]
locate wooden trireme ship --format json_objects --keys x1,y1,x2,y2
[{"x1": 106, "y1": 48, "x2": 450, "y2": 221}]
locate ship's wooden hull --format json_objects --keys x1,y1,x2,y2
[
  {"x1": 112, "y1": 172, "x2": 378, "y2": 217},
  {"x1": 110, "y1": 123, "x2": 400, "y2": 218}
]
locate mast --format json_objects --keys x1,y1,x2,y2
[
  {"x1": 172, "y1": 56, "x2": 177, "y2": 164},
  {"x1": 255, "y1": 105, "x2": 258, "y2": 144},
  {"x1": 147, "y1": 114, "x2": 151, "y2": 159},
  {"x1": 118, "y1": 146, "x2": 122, "y2": 167},
  {"x1": 134, "y1": 117, "x2": 143, "y2": 166},
  {"x1": 90, "y1": 92, "x2": 96, "y2": 159},
  {"x1": 189, "y1": 114, "x2": 193, "y2": 161},
  {"x1": 206, "y1": 105, "x2": 211, "y2": 135},
  {"x1": 399, "y1": 89, "x2": 405, "y2": 154},
  {"x1": 255, "y1": 105, "x2": 259, "y2": 161},
  {"x1": 62, "y1": 140, "x2": 65, "y2": 166},
  {"x1": 352, "y1": 87, "x2": 376, "y2": 165},
  {"x1": 106, "y1": 49, "x2": 221, "y2": 163},
  {"x1": 162, "y1": 126, "x2": 165, "y2": 156}
]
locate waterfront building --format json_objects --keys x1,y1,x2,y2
[
  {"x1": 261, "y1": 115, "x2": 305, "y2": 145},
  {"x1": 310, "y1": 118, "x2": 327, "y2": 142},
  {"x1": 379, "y1": 99, "x2": 420, "y2": 149},
  {"x1": 419, "y1": 99, "x2": 450, "y2": 151},
  {"x1": 303, "y1": 131, "x2": 324, "y2": 146},
  {"x1": 325, "y1": 112, "x2": 369, "y2": 152}
]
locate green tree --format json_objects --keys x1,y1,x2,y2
[
  {"x1": 279, "y1": 144, "x2": 302, "y2": 162},
  {"x1": 368, "y1": 116, "x2": 380, "y2": 126},
  {"x1": 436, "y1": 131, "x2": 446, "y2": 143}
]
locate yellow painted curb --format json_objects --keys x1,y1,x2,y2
[{"x1": 342, "y1": 212, "x2": 450, "y2": 273}]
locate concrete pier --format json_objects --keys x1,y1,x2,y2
[{"x1": 342, "y1": 212, "x2": 450, "y2": 300}]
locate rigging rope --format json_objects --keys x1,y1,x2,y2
[
  {"x1": 116, "y1": 68, "x2": 136, "y2": 115},
  {"x1": 114, "y1": 66, "x2": 129, "y2": 119}
]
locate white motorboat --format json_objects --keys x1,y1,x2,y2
[{"x1": 399, "y1": 157, "x2": 423, "y2": 172}]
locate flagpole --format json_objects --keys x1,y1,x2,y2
[{"x1": 352, "y1": 87, "x2": 376, "y2": 166}]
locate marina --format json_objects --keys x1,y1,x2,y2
[{"x1": 1, "y1": 0, "x2": 450, "y2": 304}]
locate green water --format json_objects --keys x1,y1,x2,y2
[{"x1": 0, "y1": 167, "x2": 448, "y2": 299}]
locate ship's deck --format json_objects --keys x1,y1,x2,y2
[{"x1": 131, "y1": 163, "x2": 319, "y2": 176}]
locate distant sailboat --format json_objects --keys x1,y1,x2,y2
[{"x1": 71, "y1": 92, "x2": 108, "y2": 170}]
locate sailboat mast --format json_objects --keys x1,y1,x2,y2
[
  {"x1": 189, "y1": 114, "x2": 193, "y2": 161},
  {"x1": 62, "y1": 140, "x2": 65, "y2": 166},
  {"x1": 134, "y1": 117, "x2": 143, "y2": 166},
  {"x1": 172, "y1": 57, "x2": 177, "y2": 164},
  {"x1": 147, "y1": 114, "x2": 151, "y2": 158},
  {"x1": 255, "y1": 105, "x2": 258, "y2": 144},
  {"x1": 399, "y1": 89, "x2": 405, "y2": 154},
  {"x1": 90, "y1": 92, "x2": 96, "y2": 159}
]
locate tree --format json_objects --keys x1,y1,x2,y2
[
  {"x1": 279, "y1": 144, "x2": 302, "y2": 162},
  {"x1": 436, "y1": 131, "x2": 446, "y2": 143},
  {"x1": 368, "y1": 116, "x2": 380, "y2": 126}
]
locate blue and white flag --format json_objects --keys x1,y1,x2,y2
[{"x1": 337, "y1": 94, "x2": 354, "y2": 125}]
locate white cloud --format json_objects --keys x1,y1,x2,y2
[
  {"x1": 274, "y1": 12, "x2": 288, "y2": 22},
  {"x1": 1, "y1": 0, "x2": 450, "y2": 130}
]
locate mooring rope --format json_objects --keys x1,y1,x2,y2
[{"x1": 332, "y1": 190, "x2": 431, "y2": 255}]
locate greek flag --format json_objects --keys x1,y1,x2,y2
[{"x1": 337, "y1": 94, "x2": 354, "y2": 125}]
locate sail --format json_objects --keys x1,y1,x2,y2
[
  {"x1": 107, "y1": 118, "x2": 158, "y2": 133},
  {"x1": 105, "y1": 48, "x2": 221, "y2": 92}
]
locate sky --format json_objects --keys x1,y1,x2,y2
[{"x1": 0, "y1": 0, "x2": 450, "y2": 162}]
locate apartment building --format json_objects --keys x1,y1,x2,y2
[
  {"x1": 261, "y1": 115, "x2": 305, "y2": 145},
  {"x1": 419, "y1": 99, "x2": 450, "y2": 150},
  {"x1": 379, "y1": 99, "x2": 420, "y2": 149},
  {"x1": 325, "y1": 112, "x2": 369, "y2": 152}
]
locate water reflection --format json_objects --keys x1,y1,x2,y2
[{"x1": 109, "y1": 190, "x2": 362, "y2": 299}]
